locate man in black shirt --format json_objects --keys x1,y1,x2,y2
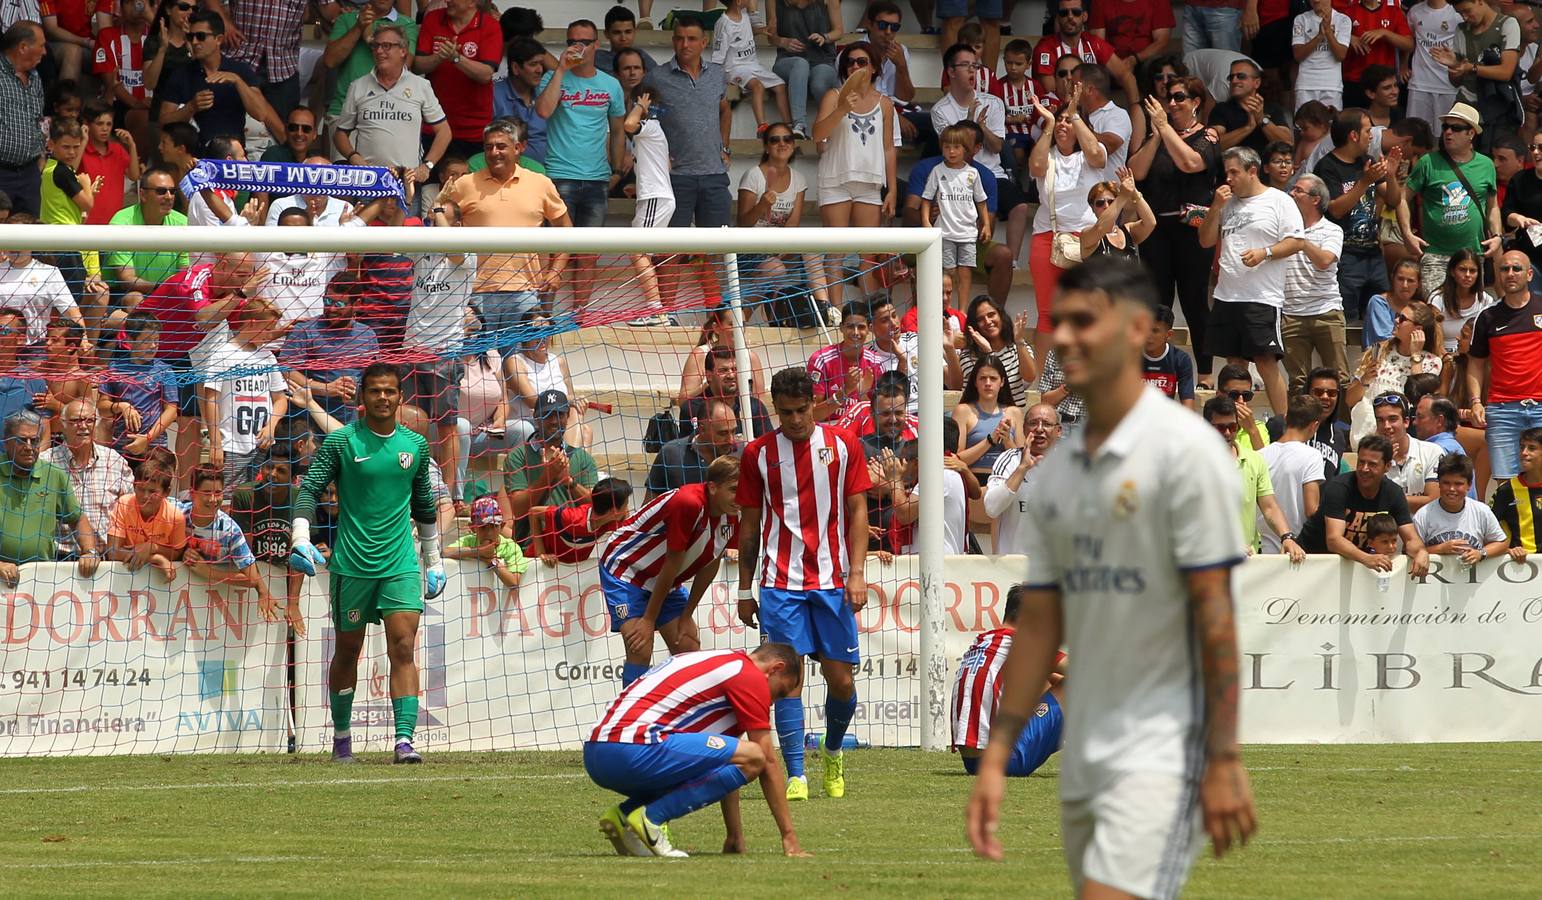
[
  {"x1": 1314, "y1": 108, "x2": 1401, "y2": 321},
  {"x1": 155, "y1": 11, "x2": 284, "y2": 139},
  {"x1": 678, "y1": 347, "x2": 772, "y2": 440},
  {"x1": 1209, "y1": 58, "x2": 1294, "y2": 155},
  {"x1": 1297, "y1": 434, "x2": 1431, "y2": 575},
  {"x1": 646, "y1": 398, "x2": 739, "y2": 497}
]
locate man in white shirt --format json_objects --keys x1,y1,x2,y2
[
  {"x1": 1278, "y1": 173, "x2": 1347, "y2": 388},
  {"x1": 1200, "y1": 145, "x2": 1304, "y2": 415},
  {"x1": 1373, "y1": 391, "x2": 1443, "y2": 511},
  {"x1": 0, "y1": 248, "x2": 83, "y2": 348},
  {"x1": 1412, "y1": 452, "x2": 1508, "y2": 561},
  {"x1": 1257, "y1": 395, "x2": 1326, "y2": 554},
  {"x1": 967, "y1": 258, "x2": 1256, "y2": 896},
  {"x1": 1407, "y1": 0, "x2": 1462, "y2": 124},
  {"x1": 1292, "y1": 0, "x2": 1351, "y2": 112},
  {"x1": 932, "y1": 44, "x2": 1028, "y2": 267},
  {"x1": 983, "y1": 402, "x2": 1061, "y2": 554},
  {"x1": 1073, "y1": 63, "x2": 1132, "y2": 171}
]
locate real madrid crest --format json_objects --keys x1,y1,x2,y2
[{"x1": 1113, "y1": 480, "x2": 1139, "y2": 519}]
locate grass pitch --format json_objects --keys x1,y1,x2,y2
[{"x1": 1, "y1": 744, "x2": 1537, "y2": 898}]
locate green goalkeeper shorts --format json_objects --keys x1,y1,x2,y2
[{"x1": 329, "y1": 571, "x2": 423, "y2": 632}]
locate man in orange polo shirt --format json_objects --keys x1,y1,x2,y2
[{"x1": 442, "y1": 117, "x2": 573, "y2": 352}]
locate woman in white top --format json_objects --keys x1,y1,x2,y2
[
  {"x1": 621, "y1": 69, "x2": 670, "y2": 324},
  {"x1": 504, "y1": 313, "x2": 593, "y2": 448},
  {"x1": 1430, "y1": 249, "x2": 1494, "y2": 354},
  {"x1": 812, "y1": 42, "x2": 896, "y2": 307},
  {"x1": 1347, "y1": 299, "x2": 1444, "y2": 443},
  {"x1": 737, "y1": 122, "x2": 830, "y2": 321},
  {"x1": 1027, "y1": 85, "x2": 1107, "y2": 359}
]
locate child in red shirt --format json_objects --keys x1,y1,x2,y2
[
  {"x1": 524, "y1": 478, "x2": 633, "y2": 565},
  {"x1": 78, "y1": 99, "x2": 140, "y2": 226}
]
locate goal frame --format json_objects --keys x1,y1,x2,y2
[{"x1": 2, "y1": 223, "x2": 952, "y2": 751}]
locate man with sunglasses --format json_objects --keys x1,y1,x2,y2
[
  {"x1": 156, "y1": 11, "x2": 284, "y2": 140},
  {"x1": 260, "y1": 106, "x2": 318, "y2": 164},
  {"x1": 1209, "y1": 58, "x2": 1293, "y2": 155},
  {"x1": 105, "y1": 168, "x2": 188, "y2": 300},
  {"x1": 1203, "y1": 395, "x2": 1304, "y2": 559},
  {"x1": 280, "y1": 279, "x2": 380, "y2": 428},
  {"x1": 1404, "y1": 102, "x2": 1500, "y2": 295},
  {"x1": 1030, "y1": 0, "x2": 1119, "y2": 98},
  {"x1": 1372, "y1": 391, "x2": 1442, "y2": 511}
]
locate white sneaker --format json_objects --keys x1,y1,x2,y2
[{"x1": 627, "y1": 313, "x2": 677, "y2": 327}]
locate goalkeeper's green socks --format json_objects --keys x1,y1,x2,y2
[
  {"x1": 392, "y1": 696, "x2": 419, "y2": 743},
  {"x1": 330, "y1": 688, "x2": 354, "y2": 736}
]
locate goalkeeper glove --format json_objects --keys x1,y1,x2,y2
[
  {"x1": 419, "y1": 521, "x2": 446, "y2": 600},
  {"x1": 289, "y1": 518, "x2": 325, "y2": 576}
]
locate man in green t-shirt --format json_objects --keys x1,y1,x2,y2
[
  {"x1": 1404, "y1": 102, "x2": 1502, "y2": 295},
  {"x1": 290, "y1": 363, "x2": 443, "y2": 765},
  {"x1": 502, "y1": 390, "x2": 599, "y2": 541},
  {"x1": 321, "y1": 0, "x2": 420, "y2": 119},
  {"x1": 106, "y1": 168, "x2": 189, "y2": 298},
  {"x1": 0, "y1": 411, "x2": 100, "y2": 582}
]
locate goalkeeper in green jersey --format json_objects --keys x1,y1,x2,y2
[{"x1": 289, "y1": 362, "x2": 446, "y2": 764}]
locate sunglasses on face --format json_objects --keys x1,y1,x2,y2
[
  {"x1": 1310, "y1": 387, "x2": 1339, "y2": 398},
  {"x1": 568, "y1": 37, "x2": 597, "y2": 46},
  {"x1": 1057, "y1": 7, "x2": 1085, "y2": 16},
  {"x1": 874, "y1": 19, "x2": 901, "y2": 31},
  {"x1": 188, "y1": 30, "x2": 213, "y2": 41},
  {"x1": 848, "y1": 57, "x2": 871, "y2": 67},
  {"x1": 173, "y1": 1, "x2": 195, "y2": 9},
  {"x1": 1395, "y1": 313, "x2": 1411, "y2": 324},
  {"x1": 766, "y1": 134, "x2": 796, "y2": 144},
  {"x1": 287, "y1": 122, "x2": 315, "y2": 132},
  {"x1": 1167, "y1": 93, "x2": 1190, "y2": 103},
  {"x1": 144, "y1": 185, "x2": 175, "y2": 194},
  {"x1": 1501, "y1": 263, "x2": 1529, "y2": 272},
  {"x1": 1227, "y1": 389, "x2": 1254, "y2": 402},
  {"x1": 1211, "y1": 421, "x2": 1239, "y2": 433},
  {"x1": 1227, "y1": 72, "x2": 1253, "y2": 81},
  {"x1": 1092, "y1": 197, "x2": 1115, "y2": 207},
  {"x1": 1442, "y1": 123, "x2": 1473, "y2": 133}
]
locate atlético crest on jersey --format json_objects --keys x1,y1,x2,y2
[
  {"x1": 719, "y1": 523, "x2": 734, "y2": 540},
  {"x1": 615, "y1": 603, "x2": 628, "y2": 618},
  {"x1": 1034, "y1": 701, "x2": 1049, "y2": 718},
  {"x1": 818, "y1": 447, "x2": 833, "y2": 465},
  {"x1": 706, "y1": 735, "x2": 726, "y2": 749},
  {"x1": 1533, "y1": 314, "x2": 1542, "y2": 330},
  {"x1": 399, "y1": 451, "x2": 414, "y2": 469},
  {"x1": 1114, "y1": 480, "x2": 1140, "y2": 519}
]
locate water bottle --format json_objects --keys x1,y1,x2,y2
[{"x1": 804, "y1": 733, "x2": 867, "y2": 750}]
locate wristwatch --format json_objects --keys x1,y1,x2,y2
[
  {"x1": 1281, "y1": 532, "x2": 1297, "y2": 544},
  {"x1": 1261, "y1": 116, "x2": 1274, "y2": 126}
]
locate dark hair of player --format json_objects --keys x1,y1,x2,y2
[
  {"x1": 1003, "y1": 583, "x2": 1027, "y2": 624},
  {"x1": 1056, "y1": 257, "x2": 1159, "y2": 311},
  {"x1": 591, "y1": 477, "x2": 634, "y2": 515},
  {"x1": 769, "y1": 366, "x2": 815, "y2": 402},
  {"x1": 361, "y1": 362, "x2": 404, "y2": 389}
]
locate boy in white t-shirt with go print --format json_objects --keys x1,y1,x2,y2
[
  {"x1": 921, "y1": 123, "x2": 992, "y2": 307},
  {"x1": 200, "y1": 296, "x2": 289, "y2": 494}
]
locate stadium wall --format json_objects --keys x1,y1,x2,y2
[{"x1": 1, "y1": 555, "x2": 1538, "y2": 756}]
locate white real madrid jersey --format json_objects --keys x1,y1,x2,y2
[{"x1": 1020, "y1": 386, "x2": 1245, "y2": 800}]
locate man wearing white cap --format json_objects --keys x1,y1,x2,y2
[{"x1": 1403, "y1": 101, "x2": 1502, "y2": 295}]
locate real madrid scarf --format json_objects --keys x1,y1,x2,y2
[{"x1": 177, "y1": 159, "x2": 408, "y2": 208}]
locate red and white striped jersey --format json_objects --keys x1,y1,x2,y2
[
  {"x1": 587, "y1": 650, "x2": 772, "y2": 744},
  {"x1": 952, "y1": 627, "x2": 1013, "y2": 750},
  {"x1": 990, "y1": 77, "x2": 1038, "y2": 136},
  {"x1": 601, "y1": 482, "x2": 739, "y2": 593},
  {"x1": 92, "y1": 26, "x2": 147, "y2": 99},
  {"x1": 737, "y1": 423, "x2": 872, "y2": 591}
]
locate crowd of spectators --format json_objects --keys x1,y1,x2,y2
[{"x1": 1, "y1": 0, "x2": 1542, "y2": 590}]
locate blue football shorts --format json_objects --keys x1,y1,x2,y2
[
  {"x1": 962, "y1": 692, "x2": 1064, "y2": 777},
  {"x1": 600, "y1": 566, "x2": 689, "y2": 633},
  {"x1": 758, "y1": 586, "x2": 860, "y2": 664},
  {"x1": 584, "y1": 733, "x2": 741, "y2": 802}
]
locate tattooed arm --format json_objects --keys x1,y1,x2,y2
[{"x1": 1189, "y1": 564, "x2": 1257, "y2": 857}]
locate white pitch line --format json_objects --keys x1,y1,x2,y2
[
  {"x1": 4, "y1": 833, "x2": 1542, "y2": 871},
  {"x1": 0, "y1": 772, "x2": 585, "y2": 796}
]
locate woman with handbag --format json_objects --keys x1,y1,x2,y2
[
  {"x1": 1129, "y1": 74, "x2": 1222, "y2": 386},
  {"x1": 1027, "y1": 83, "x2": 1106, "y2": 360}
]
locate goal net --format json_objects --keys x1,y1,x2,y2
[{"x1": 0, "y1": 223, "x2": 963, "y2": 757}]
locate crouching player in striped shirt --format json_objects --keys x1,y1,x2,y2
[
  {"x1": 736, "y1": 367, "x2": 871, "y2": 802},
  {"x1": 952, "y1": 584, "x2": 1065, "y2": 776},
  {"x1": 601, "y1": 456, "x2": 742, "y2": 688},
  {"x1": 586, "y1": 644, "x2": 810, "y2": 859}
]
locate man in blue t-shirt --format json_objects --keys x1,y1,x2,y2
[
  {"x1": 537, "y1": 19, "x2": 626, "y2": 312},
  {"x1": 901, "y1": 121, "x2": 1015, "y2": 304}
]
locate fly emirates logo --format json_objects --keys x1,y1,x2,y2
[{"x1": 1062, "y1": 533, "x2": 1148, "y2": 593}]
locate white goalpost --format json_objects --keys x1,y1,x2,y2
[{"x1": 0, "y1": 223, "x2": 956, "y2": 754}]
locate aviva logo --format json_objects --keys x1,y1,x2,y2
[{"x1": 198, "y1": 659, "x2": 238, "y2": 700}]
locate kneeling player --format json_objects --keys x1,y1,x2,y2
[
  {"x1": 952, "y1": 584, "x2": 1065, "y2": 776},
  {"x1": 289, "y1": 363, "x2": 446, "y2": 764},
  {"x1": 585, "y1": 643, "x2": 810, "y2": 858},
  {"x1": 600, "y1": 456, "x2": 741, "y2": 688}
]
